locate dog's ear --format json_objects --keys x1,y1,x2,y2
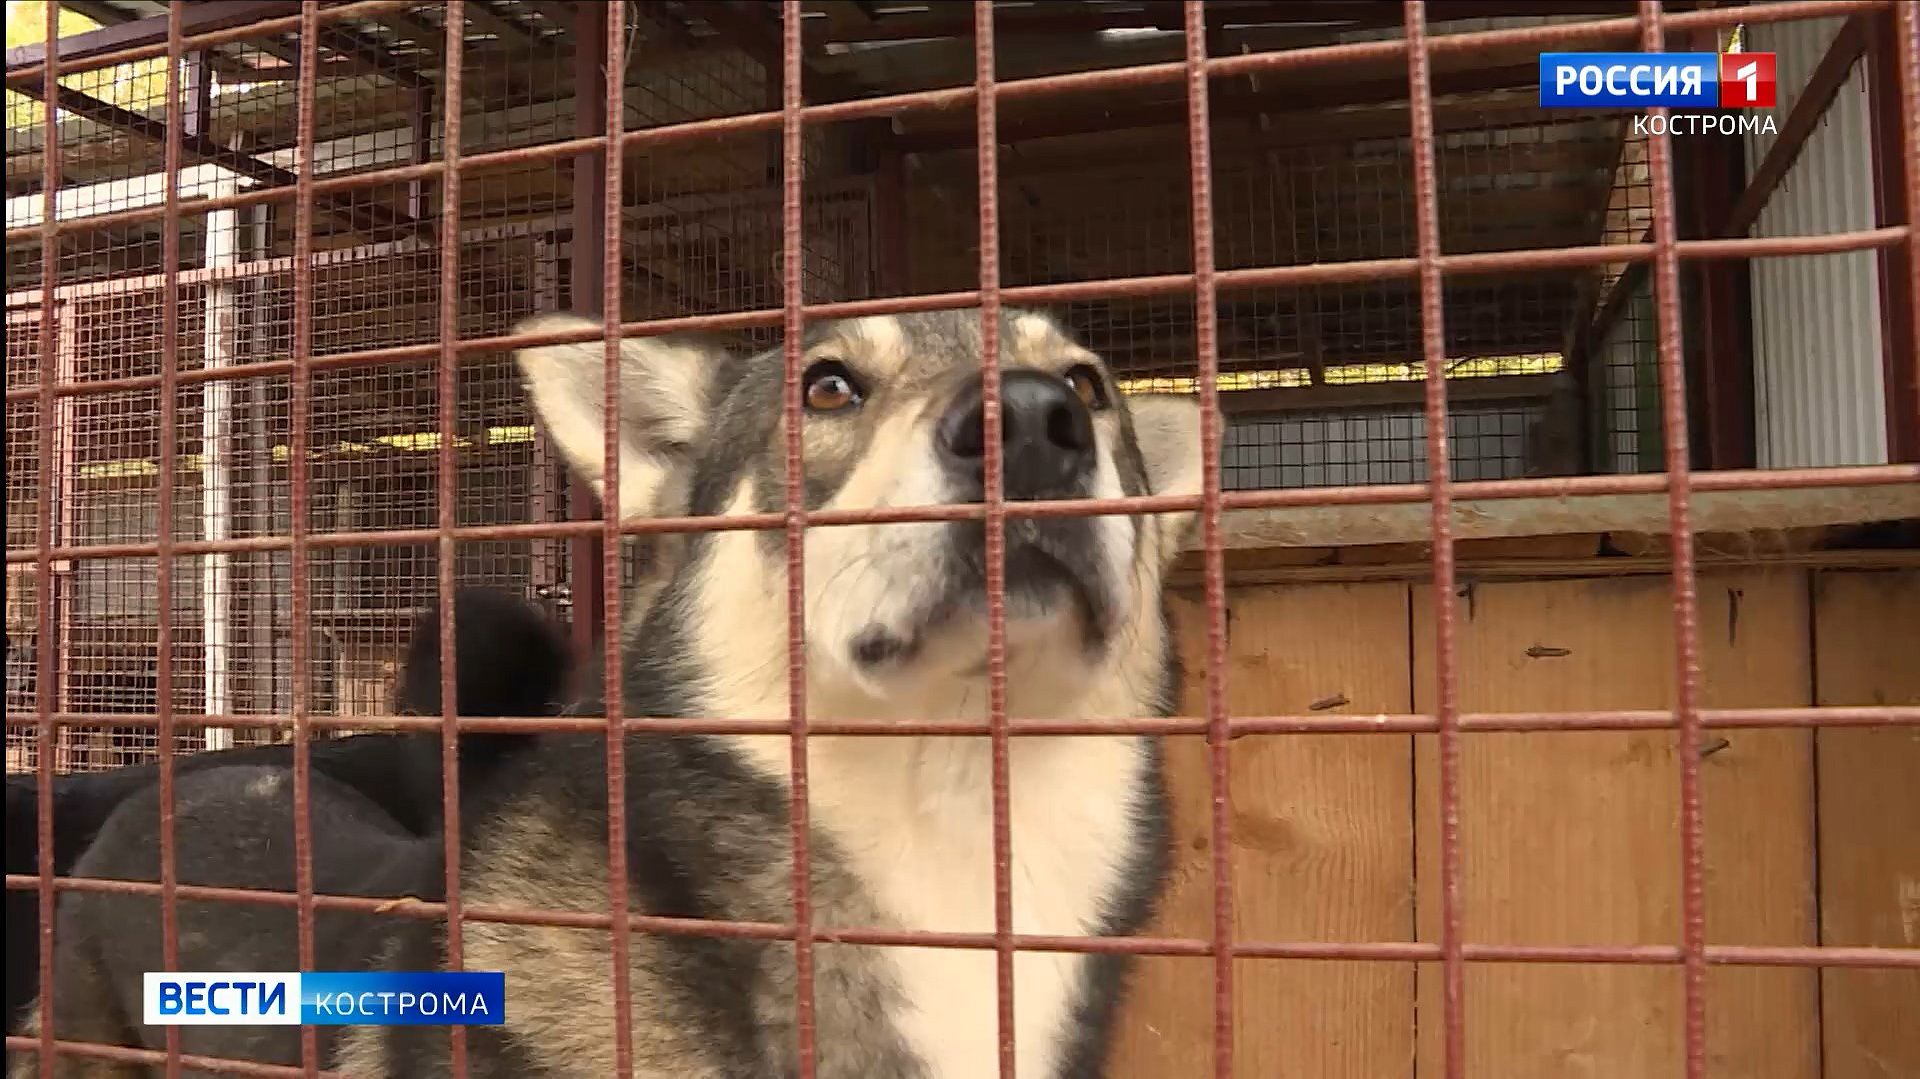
[
  {"x1": 1124, "y1": 393, "x2": 1209, "y2": 565},
  {"x1": 514, "y1": 314, "x2": 720, "y2": 520}
]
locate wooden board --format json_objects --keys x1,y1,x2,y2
[
  {"x1": 1111, "y1": 583, "x2": 1415, "y2": 1079},
  {"x1": 1411, "y1": 570, "x2": 1817, "y2": 1078},
  {"x1": 1812, "y1": 569, "x2": 1920, "y2": 1079}
]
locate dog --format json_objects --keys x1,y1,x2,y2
[
  {"x1": 24, "y1": 307, "x2": 1207, "y2": 1078},
  {"x1": 4, "y1": 587, "x2": 571, "y2": 1070}
]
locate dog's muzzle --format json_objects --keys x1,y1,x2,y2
[
  {"x1": 856, "y1": 373, "x2": 1114, "y2": 671},
  {"x1": 942, "y1": 370, "x2": 1111, "y2": 637},
  {"x1": 934, "y1": 369, "x2": 1096, "y2": 501}
]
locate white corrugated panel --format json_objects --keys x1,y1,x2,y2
[{"x1": 1744, "y1": 17, "x2": 1888, "y2": 468}]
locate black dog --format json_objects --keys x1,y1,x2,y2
[{"x1": 3, "y1": 587, "x2": 571, "y2": 1066}]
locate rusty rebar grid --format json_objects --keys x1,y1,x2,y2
[
  {"x1": 8, "y1": 703, "x2": 1920, "y2": 740},
  {"x1": 434, "y1": 3, "x2": 470, "y2": 1076},
  {"x1": 7, "y1": 2, "x2": 1920, "y2": 1076},
  {"x1": 31, "y1": 6, "x2": 60, "y2": 1077},
  {"x1": 779, "y1": 3, "x2": 820, "y2": 1076},
  {"x1": 156, "y1": 4, "x2": 187, "y2": 1076},
  {"x1": 1402, "y1": 6, "x2": 1467, "y2": 1075},
  {"x1": 598, "y1": 5, "x2": 637, "y2": 1076},
  {"x1": 5, "y1": 870, "x2": 1919, "y2": 968},
  {"x1": 1899, "y1": 0, "x2": 1920, "y2": 434},
  {"x1": 969, "y1": 4, "x2": 1019, "y2": 1075},
  {"x1": 2, "y1": 2, "x2": 1895, "y2": 249},
  {"x1": 10, "y1": 464, "x2": 1918, "y2": 569},
  {"x1": 1636, "y1": 4, "x2": 1711, "y2": 1077},
  {"x1": 289, "y1": 4, "x2": 321, "y2": 1074},
  {"x1": 6, "y1": 229, "x2": 1911, "y2": 408},
  {"x1": 1181, "y1": 3, "x2": 1237, "y2": 1074}
]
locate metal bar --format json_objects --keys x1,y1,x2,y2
[
  {"x1": 5, "y1": 1035, "x2": 340, "y2": 1079},
  {"x1": 33, "y1": 2, "x2": 62, "y2": 1071},
  {"x1": 599, "y1": 5, "x2": 635, "y2": 1076},
  {"x1": 8, "y1": 229, "x2": 1909, "y2": 404},
  {"x1": 1181, "y1": 3, "x2": 1235, "y2": 1075},
  {"x1": 11, "y1": 463, "x2": 1920, "y2": 567},
  {"x1": 568, "y1": 2, "x2": 607, "y2": 656},
  {"x1": 289, "y1": 3, "x2": 320, "y2": 1074},
  {"x1": 1637, "y1": 5, "x2": 1709, "y2": 1077},
  {"x1": 435, "y1": 4, "x2": 469, "y2": 1076},
  {"x1": 969, "y1": 4, "x2": 1017, "y2": 1075},
  {"x1": 779, "y1": 3, "x2": 818, "y2": 1076},
  {"x1": 10, "y1": 703, "x2": 1920, "y2": 740},
  {"x1": 3, "y1": 874, "x2": 1916, "y2": 967},
  {"x1": 1867, "y1": 6, "x2": 1919, "y2": 461},
  {"x1": 5, "y1": 217, "x2": 565, "y2": 304},
  {"x1": 158, "y1": 4, "x2": 187, "y2": 1074},
  {"x1": 1893, "y1": 3, "x2": 1920, "y2": 453},
  {"x1": 1403, "y1": 4, "x2": 1466, "y2": 1076}
]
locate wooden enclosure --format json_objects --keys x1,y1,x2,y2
[{"x1": 1114, "y1": 559, "x2": 1918, "y2": 1078}]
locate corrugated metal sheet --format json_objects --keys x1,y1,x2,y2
[{"x1": 1744, "y1": 17, "x2": 1888, "y2": 468}]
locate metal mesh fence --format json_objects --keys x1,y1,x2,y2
[{"x1": 4, "y1": 2, "x2": 1918, "y2": 1077}]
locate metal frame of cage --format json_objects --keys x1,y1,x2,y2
[{"x1": 4, "y1": 1, "x2": 1919, "y2": 1077}]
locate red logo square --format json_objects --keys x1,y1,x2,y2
[{"x1": 1719, "y1": 52, "x2": 1777, "y2": 108}]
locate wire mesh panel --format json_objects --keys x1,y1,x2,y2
[
  {"x1": 2, "y1": 2, "x2": 877, "y2": 767},
  {"x1": 4, "y1": 2, "x2": 1918, "y2": 1078}
]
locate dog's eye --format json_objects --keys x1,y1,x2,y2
[
  {"x1": 1063, "y1": 364, "x2": 1109, "y2": 410},
  {"x1": 803, "y1": 360, "x2": 863, "y2": 414}
]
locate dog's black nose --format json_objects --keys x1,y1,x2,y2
[{"x1": 936, "y1": 370, "x2": 1095, "y2": 498}]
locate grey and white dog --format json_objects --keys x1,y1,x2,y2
[{"x1": 22, "y1": 308, "x2": 1207, "y2": 1078}]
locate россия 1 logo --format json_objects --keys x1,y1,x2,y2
[
  {"x1": 1716, "y1": 52, "x2": 1777, "y2": 108},
  {"x1": 1538, "y1": 52, "x2": 1777, "y2": 109}
]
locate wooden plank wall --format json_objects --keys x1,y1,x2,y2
[
  {"x1": 1112, "y1": 566, "x2": 1917, "y2": 1079},
  {"x1": 1812, "y1": 570, "x2": 1920, "y2": 1079}
]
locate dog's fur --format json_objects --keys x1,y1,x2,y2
[
  {"x1": 4, "y1": 588, "x2": 570, "y2": 1071},
  {"x1": 22, "y1": 308, "x2": 1206, "y2": 1078}
]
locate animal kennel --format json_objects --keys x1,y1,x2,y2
[{"x1": 5, "y1": 1, "x2": 1917, "y2": 1076}]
